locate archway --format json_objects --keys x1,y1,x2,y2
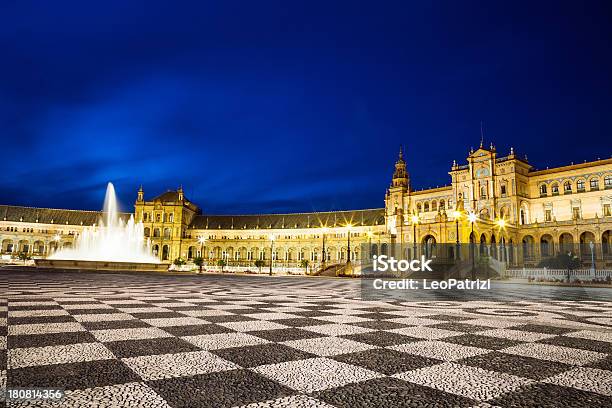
[
  {"x1": 603, "y1": 231, "x2": 610, "y2": 258},
  {"x1": 1, "y1": 239, "x2": 14, "y2": 253},
  {"x1": 559, "y1": 233, "x2": 574, "y2": 254},
  {"x1": 422, "y1": 235, "x2": 436, "y2": 258},
  {"x1": 540, "y1": 234, "x2": 553, "y2": 258},
  {"x1": 162, "y1": 245, "x2": 169, "y2": 261},
  {"x1": 490, "y1": 235, "x2": 497, "y2": 259},
  {"x1": 522, "y1": 235, "x2": 535, "y2": 260},
  {"x1": 479, "y1": 234, "x2": 487, "y2": 256},
  {"x1": 579, "y1": 231, "x2": 596, "y2": 260}
]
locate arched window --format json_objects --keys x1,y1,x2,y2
[
  {"x1": 480, "y1": 186, "x2": 487, "y2": 199},
  {"x1": 500, "y1": 184, "x2": 507, "y2": 197},
  {"x1": 163, "y1": 228, "x2": 171, "y2": 239},
  {"x1": 424, "y1": 203, "x2": 429, "y2": 212},
  {"x1": 416, "y1": 203, "x2": 421, "y2": 213},
  {"x1": 431, "y1": 201, "x2": 437, "y2": 211},
  {"x1": 155, "y1": 214, "x2": 161, "y2": 222},
  {"x1": 590, "y1": 178, "x2": 599, "y2": 190},
  {"x1": 153, "y1": 228, "x2": 160, "y2": 237},
  {"x1": 144, "y1": 227, "x2": 150, "y2": 237},
  {"x1": 605, "y1": 175, "x2": 612, "y2": 189},
  {"x1": 551, "y1": 183, "x2": 559, "y2": 195},
  {"x1": 439, "y1": 200, "x2": 445, "y2": 209},
  {"x1": 539, "y1": 184, "x2": 547, "y2": 196},
  {"x1": 576, "y1": 180, "x2": 585, "y2": 191},
  {"x1": 169, "y1": 213, "x2": 174, "y2": 223},
  {"x1": 563, "y1": 181, "x2": 572, "y2": 194}
]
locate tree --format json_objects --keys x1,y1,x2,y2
[
  {"x1": 217, "y1": 259, "x2": 227, "y2": 273},
  {"x1": 300, "y1": 259, "x2": 310, "y2": 275},
  {"x1": 254, "y1": 259, "x2": 265, "y2": 274},
  {"x1": 193, "y1": 256, "x2": 204, "y2": 274},
  {"x1": 538, "y1": 251, "x2": 581, "y2": 282},
  {"x1": 173, "y1": 257, "x2": 186, "y2": 266}
]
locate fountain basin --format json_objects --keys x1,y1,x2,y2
[{"x1": 35, "y1": 259, "x2": 168, "y2": 272}]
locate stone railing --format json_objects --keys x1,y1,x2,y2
[{"x1": 505, "y1": 268, "x2": 612, "y2": 280}]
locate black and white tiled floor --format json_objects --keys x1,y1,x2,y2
[{"x1": 1, "y1": 269, "x2": 612, "y2": 407}]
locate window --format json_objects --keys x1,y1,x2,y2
[
  {"x1": 431, "y1": 201, "x2": 437, "y2": 211},
  {"x1": 500, "y1": 184, "x2": 507, "y2": 197},
  {"x1": 577, "y1": 180, "x2": 585, "y2": 192},
  {"x1": 605, "y1": 175, "x2": 612, "y2": 189},
  {"x1": 144, "y1": 227, "x2": 150, "y2": 237},
  {"x1": 416, "y1": 203, "x2": 421, "y2": 213},
  {"x1": 545, "y1": 210, "x2": 552, "y2": 222},
  {"x1": 424, "y1": 203, "x2": 429, "y2": 212},
  {"x1": 590, "y1": 178, "x2": 600, "y2": 190},
  {"x1": 539, "y1": 184, "x2": 547, "y2": 196},
  {"x1": 551, "y1": 184, "x2": 559, "y2": 195},
  {"x1": 153, "y1": 228, "x2": 160, "y2": 237},
  {"x1": 155, "y1": 214, "x2": 161, "y2": 222},
  {"x1": 163, "y1": 228, "x2": 171, "y2": 239},
  {"x1": 439, "y1": 200, "x2": 445, "y2": 209},
  {"x1": 480, "y1": 186, "x2": 487, "y2": 199},
  {"x1": 572, "y1": 207, "x2": 580, "y2": 220},
  {"x1": 169, "y1": 213, "x2": 174, "y2": 223},
  {"x1": 604, "y1": 204, "x2": 611, "y2": 217},
  {"x1": 564, "y1": 181, "x2": 572, "y2": 194}
]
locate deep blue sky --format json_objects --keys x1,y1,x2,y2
[{"x1": 1, "y1": 1, "x2": 611, "y2": 214}]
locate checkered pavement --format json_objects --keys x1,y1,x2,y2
[{"x1": 1, "y1": 270, "x2": 612, "y2": 407}]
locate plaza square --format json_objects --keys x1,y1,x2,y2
[{"x1": 1, "y1": 268, "x2": 611, "y2": 407}]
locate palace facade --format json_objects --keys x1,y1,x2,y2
[{"x1": 1, "y1": 144, "x2": 611, "y2": 272}]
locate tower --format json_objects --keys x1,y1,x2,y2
[
  {"x1": 391, "y1": 146, "x2": 409, "y2": 189},
  {"x1": 137, "y1": 185, "x2": 144, "y2": 202}
]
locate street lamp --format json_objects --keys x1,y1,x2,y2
[
  {"x1": 590, "y1": 241, "x2": 595, "y2": 274},
  {"x1": 269, "y1": 234, "x2": 275, "y2": 276},
  {"x1": 367, "y1": 230, "x2": 373, "y2": 259},
  {"x1": 468, "y1": 212, "x2": 477, "y2": 279},
  {"x1": 452, "y1": 210, "x2": 461, "y2": 260},
  {"x1": 321, "y1": 226, "x2": 328, "y2": 269},
  {"x1": 411, "y1": 215, "x2": 419, "y2": 258},
  {"x1": 53, "y1": 234, "x2": 61, "y2": 254},
  {"x1": 197, "y1": 236, "x2": 206, "y2": 274},
  {"x1": 345, "y1": 223, "x2": 353, "y2": 265},
  {"x1": 495, "y1": 218, "x2": 507, "y2": 276}
]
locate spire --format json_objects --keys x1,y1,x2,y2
[
  {"x1": 178, "y1": 185, "x2": 184, "y2": 201},
  {"x1": 137, "y1": 185, "x2": 144, "y2": 202},
  {"x1": 391, "y1": 147, "x2": 409, "y2": 189},
  {"x1": 480, "y1": 121, "x2": 484, "y2": 148}
]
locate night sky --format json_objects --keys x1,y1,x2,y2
[{"x1": 1, "y1": 1, "x2": 611, "y2": 215}]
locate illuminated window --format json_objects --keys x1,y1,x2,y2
[
  {"x1": 590, "y1": 178, "x2": 600, "y2": 190},
  {"x1": 605, "y1": 175, "x2": 612, "y2": 189},
  {"x1": 577, "y1": 180, "x2": 585, "y2": 191},
  {"x1": 539, "y1": 184, "x2": 547, "y2": 196},
  {"x1": 551, "y1": 184, "x2": 559, "y2": 195},
  {"x1": 564, "y1": 181, "x2": 572, "y2": 194}
]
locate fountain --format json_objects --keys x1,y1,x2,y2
[{"x1": 36, "y1": 183, "x2": 167, "y2": 272}]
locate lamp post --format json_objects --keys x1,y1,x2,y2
[
  {"x1": 197, "y1": 236, "x2": 206, "y2": 274},
  {"x1": 269, "y1": 234, "x2": 275, "y2": 276},
  {"x1": 590, "y1": 241, "x2": 595, "y2": 274},
  {"x1": 411, "y1": 215, "x2": 419, "y2": 259},
  {"x1": 452, "y1": 210, "x2": 461, "y2": 260},
  {"x1": 321, "y1": 227, "x2": 327, "y2": 270},
  {"x1": 495, "y1": 218, "x2": 506, "y2": 278},
  {"x1": 468, "y1": 212, "x2": 477, "y2": 279},
  {"x1": 346, "y1": 223, "x2": 353, "y2": 265},
  {"x1": 367, "y1": 230, "x2": 373, "y2": 259}
]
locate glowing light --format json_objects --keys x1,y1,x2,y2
[
  {"x1": 411, "y1": 215, "x2": 419, "y2": 224},
  {"x1": 496, "y1": 219, "x2": 506, "y2": 228},
  {"x1": 269, "y1": 234, "x2": 276, "y2": 241},
  {"x1": 53, "y1": 234, "x2": 61, "y2": 242},
  {"x1": 49, "y1": 182, "x2": 159, "y2": 263},
  {"x1": 468, "y1": 212, "x2": 477, "y2": 223},
  {"x1": 452, "y1": 210, "x2": 461, "y2": 219},
  {"x1": 197, "y1": 236, "x2": 206, "y2": 244}
]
